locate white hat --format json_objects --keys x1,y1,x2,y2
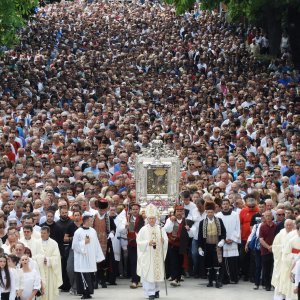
[{"x1": 145, "y1": 204, "x2": 158, "y2": 218}]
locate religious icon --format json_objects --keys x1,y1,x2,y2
[{"x1": 147, "y1": 168, "x2": 168, "y2": 194}]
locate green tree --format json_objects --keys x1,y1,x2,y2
[
  {"x1": 0, "y1": 0, "x2": 38, "y2": 47},
  {"x1": 166, "y1": 0, "x2": 300, "y2": 67}
]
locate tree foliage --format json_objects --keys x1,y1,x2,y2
[
  {"x1": 0, "y1": 0, "x2": 38, "y2": 47},
  {"x1": 166, "y1": 0, "x2": 300, "y2": 25}
]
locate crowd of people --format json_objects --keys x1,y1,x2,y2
[{"x1": 0, "y1": 0, "x2": 299, "y2": 299}]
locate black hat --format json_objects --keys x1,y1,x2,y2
[{"x1": 96, "y1": 199, "x2": 109, "y2": 209}]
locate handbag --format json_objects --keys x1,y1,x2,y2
[
  {"x1": 248, "y1": 225, "x2": 258, "y2": 250},
  {"x1": 35, "y1": 288, "x2": 43, "y2": 299}
]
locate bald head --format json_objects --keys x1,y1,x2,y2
[{"x1": 285, "y1": 219, "x2": 295, "y2": 232}]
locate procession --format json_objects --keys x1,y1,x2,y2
[{"x1": 0, "y1": 0, "x2": 299, "y2": 299}]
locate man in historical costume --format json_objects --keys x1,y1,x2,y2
[
  {"x1": 93, "y1": 199, "x2": 118, "y2": 287},
  {"x1": 281, "y1": 221, "x2": 300, "y2": 300},
  {"x1": 19, "y1": 224, "x2": 43, "y2": 258},
  {"x1": 272, "y1": 219, "x2": 295, "y2": 300},
  {"x1": 164, "y1": 205, "x2": 189, "y2": 287},
  {"x1": 137, "y1": 204, "x2": 168, "y2": 300},
  {"x1": 118, "y1": 203, "x2": 145, "y2": 288},
  {"x1": 35, "y1": 226, "x2": 62, "y2": 300},
  {"x1": 188, "y1": 198, "x2": 206, "y2": 279},
  {"x1": 198, "y1": 201, "x2": 226, "y2": 288},
  {"x1": 216, "y1": 198, "x2": 241, "y2": 284},
  {"x1": 72, "y1": 214, "x2": 105, "y2": 299}
]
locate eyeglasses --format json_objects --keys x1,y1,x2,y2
[
  {"x1": 276, "y1": 214, "x2": 284, "y2": 216},
  {"x1": 34, "y1": 192, "x2": 40, "y2": 195}
]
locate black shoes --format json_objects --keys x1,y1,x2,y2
[
  {"x1": 101, "y1": 282, "x2": 107, "y2": 288},
  {"x1": 149, "y1": 296, "x2": 155, "y2": 300},
  {"x1": 253, "y1": 285, "x2": 259, "y2": 290},
  {"x1": 81, "y1": 295, "x2": 92, "y2": 299},
  {"x1": 155, "y1": 291, "x2": 160, "y2": 298},
  {"x1": 207, "y1": 282, "x2": 213, "y2": 287}
]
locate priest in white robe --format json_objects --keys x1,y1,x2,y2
[
  {"x1": 72, "y1": 213, "x2": 105, "y2": 299},
  {"x1": 281, "y1": 223, "x2": 300, "y2": 300},
  {"x1": 35, "y1": 226, "x2": 62, "y2": 300},
  {"x1": 278, "y1": 229, "x2": 297, "y2": 296},
  {"x1": 137, "y1": 204, "x2": 168, "y2": 300},
  {"x1": 272, "y1": 219, "x2": 295, "y2": 300},
  {"x1": 216, "y1": 198, "x2": 240, "y2": 284},
  {"x1": 19, "y1": 225, "x2": 43, "y2": 259}
]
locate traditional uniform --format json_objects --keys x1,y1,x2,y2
[
  {"x1": 164, "y1": 205, "x2": 189, "y2": 286},
  {"x1": 127, "y1": 208, "x2": 145, "y2": 287},
  {"x1": 198, "y1": 202, "x2": 226, "y2": 288},
  {"x1": 93, "y1": 199, "x2": 117, "y2": 287}
]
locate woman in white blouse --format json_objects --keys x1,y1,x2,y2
[
  {"x1": 7, "y1": 255, "x2": 23, "y2": 299},
  {"x1": 0, "y1": 254, "x2": 16, "y2": 300},
  {"x1": 19, "y1": 255, "x2": 41, "y2": 300}
]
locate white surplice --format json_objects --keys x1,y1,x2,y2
[
  {"x1": 72, "y1": 227, "x2": 105, "y2": 273},
  {"x1": 216, "y1": 210, "x2": 240, "y2": 257}
]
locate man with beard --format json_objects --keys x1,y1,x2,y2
[
  {"x1": 216, "y1": 198, "x2": 241, "y2": 284},
  {"x1": 93, "y1": 199, "x2": 117, "y2": 287},
  {"x1": 198, "y1": 201, "x2": 226, "y2": 288},
  {"x1": 164, "y1": 205, "x2": 189, "y2": 287},
  {"x1": 118, "y1": 203, "x2": 145, "y2": 289},
  {"x1": 54, "y1": 207, "x2": 73, "y2": 292}
]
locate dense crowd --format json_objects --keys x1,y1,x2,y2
[{"x1": 0, "y1": 0, "x2": 299, "y2": 299}]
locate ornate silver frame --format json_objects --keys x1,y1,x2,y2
[{"x1": 135, "y1": 137, "x2": 180, "y2": 212}]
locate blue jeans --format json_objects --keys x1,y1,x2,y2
[
  {"x1": 254, "y1": 250, "x2": 262, "y2": 286},
  {"x1": 191, "y1": 239, "x2": 200, "y2": 275}
]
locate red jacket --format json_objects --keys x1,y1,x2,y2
[{"x1": 240, "y1": 206, "x2": 259, "y2": 241}]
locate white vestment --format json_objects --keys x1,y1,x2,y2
[
  {"x1": 216, "y1": 211, "x2": 240, "y2": 257},
  {"x1": 136, "y1": 224, "x2": 168, "y2": 283},
  {"x1": 72, "y1": 227, "x2": 105, "y2": 273},
  {"x1": 35, "y1": 238, "x2": 62, "y2": 300},
  {"x1": 19, "y1": 237, "x2": 43, "y2": 259},
  {"x1": 271, "y1": 228, "x2": 289, "y2": 296},
  {"x1": 281, "y1": 231, "x2": 300, "y2": 300}
]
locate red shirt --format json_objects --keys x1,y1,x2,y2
[
  {"x1": 111, "y1": 171, "x2": 133, "y2": 182},
  {"x1": 259, "y1": 222, "x2": 277, "y2": 256},
  {"x1": 240, "y1": 206, "x2": 259, "y2": 241}
]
